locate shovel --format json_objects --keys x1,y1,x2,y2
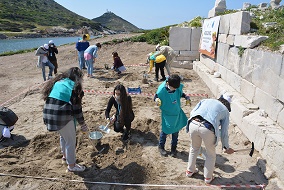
[{"x1": 99, "y1": 122, "x2": 110, "y2": 133}]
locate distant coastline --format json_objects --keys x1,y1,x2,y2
[{"x1": 0, "y1": 32, "x2": 81, "y2": 40}]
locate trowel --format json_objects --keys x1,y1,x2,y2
[{"x1": 99, "y1": 122, "x2": 110, "y2": 133}]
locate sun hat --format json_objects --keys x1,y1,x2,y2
[
  {"x1": 222, "y1": 92, "x2": 233, "y2": 103},
  {"x1": 48, "y1": 40, "x2": 54, "y2": 44},
  {"x1": 44, "y1": 44, "x2": 49, "y2": 49}
]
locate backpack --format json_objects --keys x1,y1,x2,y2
[{"x1": 0, "y1": 106, "x2": 18, "y2": 126}]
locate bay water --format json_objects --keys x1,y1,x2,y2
[{"x1": 0, "y1": 35, "x2": 100, "y2": 54}]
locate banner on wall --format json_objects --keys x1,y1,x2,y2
[{"x1": 199, "y1": 16, "x2": 220, "y2": 59}]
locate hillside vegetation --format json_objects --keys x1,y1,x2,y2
[{"x1": 0, "y1": 0, "x2": 102, "y2": 33}]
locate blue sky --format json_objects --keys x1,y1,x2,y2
[{"x1": 54, "y1": 0, "x2": 283, "y2": 29}]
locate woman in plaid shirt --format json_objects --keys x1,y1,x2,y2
[{"x1": 42, "y1": 67, "x2": 88, "y2": 172}]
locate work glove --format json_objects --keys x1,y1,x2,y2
[
  {"x1": 155, "y1": 98, "x2": 162, "y2": 106},
  {"x1": 81, "y1": 124, "x2": 88, "y2": 134},
  {"x1": 185, "y1": 96, "x2": 191, "y2": 106}
]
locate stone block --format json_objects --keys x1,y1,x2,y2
[
  {"x1": 239, "y1": 49, "x2": 257, "y2": 82},
  {"x1": 218, "y1": 34, "x2": 227, "y2": 43},
  {"x1": 191, "y1": 27, "x2": 202, "y2": 51},
  {"x1": 251, "y1": 50, "x2": 282, "y2": 96},
  {"x1": 171, "y1": 61, "x2": 193, "y2": 69},
  {"x1": 216, "y1": 43, "x2": 229, "y2": 67},
  {"x1": 254, "y1": 88, "x2": 283, "y2": 122},
  {"x1": 241, "y1": 79, "x2": 256, "y2": 102},
  {"x1": 227, "y1": 46, "x2": 241, "y2": 74},
  {"x1": 169, "y1": 27, "x2": 191, "y2": 50},
  {"x1": 229, "y1": 11, "x2": 251, "y2": 35},
  {"x1": 226, "y1": 69, "x2": 242, "y2": 92},
  {"x1": 234, "y1": 35, "x2": 268, "y2": 48},
  {"x1": 179, "y1": 50, "x2": 200, "y2": 57},
  {"x1": 226, "y1": 35, "x2": 235, "y2": 45},
  {"x1": 219, "y1": 13, "x2": 231, "y2": 34},
  {"x1": 230, "y1": 100, "x2": 251, "y2": 127},
  {"x1": 200, "y1": 54, "x2": 216, "y2": 71}
]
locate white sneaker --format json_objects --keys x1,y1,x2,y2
[
  {"x1": 48, "y1": 75, "x2": 53, "y2": 80},
  {"x1": 67, "y1": 164, "x2": 86, "y2": 172}
]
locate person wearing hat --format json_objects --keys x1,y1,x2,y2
[
  {"x1": 185, "y1": 92, "x2": 235, "y2": 184},
  {"x1": 48, "y1": 40, "x2": 59, "y2": 75},
  {"x1": 35, "y1": 44, "x2": 55, "y2": 81},
  {"x1": 154, "y1": 44, "x2": 178, "y2": 76}
]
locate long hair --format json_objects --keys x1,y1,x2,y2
[
  {"x1": 42, "y1": 67, "x2": 84, "y2": 104},
  {"x1": 113, "y1": 84, "x2": 132, "y2": 126}
]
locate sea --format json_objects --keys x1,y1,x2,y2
[{"x1": 0, "y1": 35, "x2": 101, "y2": 54}]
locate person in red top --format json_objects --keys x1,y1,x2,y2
[{"x1": 112, "y1": 52, "x2": 126, "y2": 75}]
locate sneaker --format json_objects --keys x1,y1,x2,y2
[
  {"x1": 48, "y1": 75, "x2": 53, "y2": 80},
  {"x1": 160, "y1": 77, "x2": 166, "y2": 81},
  {"x1": 185, "y1": 169, "x2": 198, "y2": 177},
  {"x1": 67, "y1": 164, "x2": 86, "y2": 172},
  {"x1": 204, "y1": 176, "x2": 215, "y2": 184},
  {"x1": 158, "y1": 146, "x2": 167, "y2": 156}
]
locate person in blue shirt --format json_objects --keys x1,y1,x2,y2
[
  {"x1": 75, "y1": 34, "x2": 90, "y2": 70},
  {"x1": 154, "y1": 74, "x2": 190, "y2": 157},
  {"x1": 84, "y1": 43, "x2": 101, "y2": 78},
  {"x1": 185, "y1": 93, "x2": 235, "y2": 184}
]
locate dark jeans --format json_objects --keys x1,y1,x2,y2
[
  {"x1": 155, "y1": 60, "x2": 166, "y2": 80},
  {"x1": 159, "y1": 131, "x2": 179, "y2": 148}
]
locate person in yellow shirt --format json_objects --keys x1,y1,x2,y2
[{"x1": 148, "y1": 52, "x2": 167, "y2": 82}]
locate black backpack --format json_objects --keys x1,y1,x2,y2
[{"x1": 0, "y1": 106, "x2": 18, "y2": 126}]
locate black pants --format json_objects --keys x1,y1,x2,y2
[
  {"x1": 155, "y1": 60, "x2": 166, "y2": 80},
  {"x1": 50, "y1": 60, "x2": 58, "y2": 74}
]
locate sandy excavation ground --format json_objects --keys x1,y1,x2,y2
[{"x1": 0, "y1": 34, "x2": 278, "y2": 190}]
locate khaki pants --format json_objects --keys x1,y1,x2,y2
[{"x1": 187, "y1": 120, "x2": 216, "y2": 179}]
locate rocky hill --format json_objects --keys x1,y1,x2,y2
[{"x1": 92, "y1": 11, "x2": 142, "y2": 33}]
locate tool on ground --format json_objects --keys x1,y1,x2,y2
[
  {"x1": 234, "y1": 142, "x2": 254, "y2": 157},
  {"x1": 99, "y1": 122, "x2": 110, "y2": 133}
]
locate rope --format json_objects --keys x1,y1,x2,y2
[{"x1": 0, "y1": 173, "x2": 266, "y2": 189}]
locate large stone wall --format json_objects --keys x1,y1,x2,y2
[
  {"x1": 193, "y1": 11, "x2": 284, "y2": 184},
  {"x1": 169, "y1": 27, "x2": 201, "y2": 69}
]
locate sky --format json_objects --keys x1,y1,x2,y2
[{"x1": 54, "y1": 0, "x2": 283, "y2": 30}]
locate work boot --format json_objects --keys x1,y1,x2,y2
[
  {"x1": 170, "y1": 145, "x2": 177, "y2": 157},
  {"x1": 158, "y1": 145, "x2": 167, "y2": 156},
  {"x1": 122, "y1": 130, "x2": 130, "y2": 141}
]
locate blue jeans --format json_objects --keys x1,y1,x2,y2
[
  {"x1": 159, "y1": 131, "x2": 179, "y2": 148},
  {"x1": 86, "y1": 59, "x2": 94, "y2": 76},
  {"x1": 42, "y1": 61, "x2": 55, "y2": 81},
  {"x1": 78, "y1": 51, "x2": 86, "y2": 70}
]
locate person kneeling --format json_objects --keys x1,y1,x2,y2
[{"x1": 105, "y1": 84, "x2": 134, "y2": 141}]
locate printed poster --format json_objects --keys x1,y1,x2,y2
[{"x1": 199, "y1": 16, "x2": 220, "y2": 59}]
